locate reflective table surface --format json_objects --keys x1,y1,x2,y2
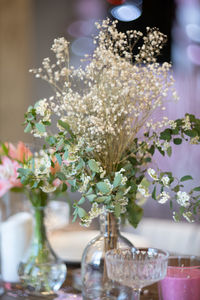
[{"x1": 0, "y1": 265, "x2": 159, "y2": 300}]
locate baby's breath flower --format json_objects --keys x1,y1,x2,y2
[
  {"x1": 26, "y1": 19, "x2": 199, "y2": 226},
  {"x1": 29, "y1": 20, "x2": 177, "y2": 176}
]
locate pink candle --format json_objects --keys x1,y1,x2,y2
[{"x1": 159, "y1": 267, "x2": 200, "y2": 300}]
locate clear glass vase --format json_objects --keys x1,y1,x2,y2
[
  {"x1": 81, "y1": 211, "x2": 134, "y2": 300},
  {"x1": 18, "y1": 205, "x2": 67, "y2": 296}
]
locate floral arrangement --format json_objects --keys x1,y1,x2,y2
[
  {"x1": 19, "y1": 19, "x2": 200, "y2": 227},
  {"x1": 0, "y1": 141, "x2": 68, "y2": 293},
  {"x1": 0, "y1": 142, "x2": 66, "y2": 206}
]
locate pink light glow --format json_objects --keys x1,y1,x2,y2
[
  {"x1": 67, "y1": 20, "x2": 95, "y2": 38},
  {"x1": 75, "y1": 0, "x2": 104, "y2": 19}
]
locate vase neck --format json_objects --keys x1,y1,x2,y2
[
  {"x1": 32, "y1": 206, "x2": 47, "y2": 247},
  {"x1": 99, "y1": 212, "x2": 120, "y2": 237}
]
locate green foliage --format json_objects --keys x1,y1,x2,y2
[
  {"x1": 193, "y1": 186, "x2": 200, "y2": 192},
  {"x1": 24, "y1": 123, "x2": 32, "y2": 133},
  {"x1": 180, "y1": 175, "x2": 193, "y2": 182},
  {"x1": 57, "y1": 120, "x2": 74, "y2": 137},
  {"x1": 55, "y1": 153, "x2": 62, "y2": 166},
  {"x1": 86, "y1": 194, "x2": 96, "y2": 202},
  {"x1": 35, "y1": 123, "x2": 46, "y2": 133},
  {"x1": 127, "y1": 201, "x2": 143, "y2": 228},
  {"x1": 21, "y1": 87, "x2": 200, "y2": 228},
  {"x1": 160, "y1": 129, "x2": 172, "y2": 141},
  {"x1": 173, "y1": 138, "x2": 182, "y2": 145},
  {"x1": 88, "y1": 159, "x2": 99, "y2": 173},
  {"x1": 96, "y1": 182, "x2": 111, "y2": 195},
  {"x1": 167, "y1": 146, "x2": 172, "y2": 157},
  {"x1": 152, "y1": 186, "x2": 157, "y2": 200},
  {"x1": 113, "y1": 173, "x2": 123, "y2": 188}
]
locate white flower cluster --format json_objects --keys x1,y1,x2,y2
[
  {"x1": 33, "y1": 150, "x2": 51, "y2": 177},
  {"x1": 158, "y1": 191, "x2": 170, "y2": 204},
  {"x1": 155, "y1": 140, "x2": 170, "y2": 152},
  {"x1": 161, "y1": 175, "x2": 170, "y2": 186},
  {"x1": 182, "y1": 115, "x2": 191, "y2": 131},
  {"x1": 35, "y1": 99, "x2": 51, "y2": 122},
  {"x1": 190, "y1": 136, "x2": 199, "y2": 144},
  {"x1": 176, "y1": 191, "x2": 190, "y2": 207},
  {"x1": 147, "y1": 168, "x2": 158, "y2": 180},
  {"x1": 81, "y1": 203, "x2": 104, "y2": 227},
  {"x1": 79, "y1": 174, "x2": 91, "y2": 193},
  {"x1": 137, "y1": 184, "x2": 150, "y2": 198},
  {"x1": 41, "y1": 182, "x2": 56, "y2": 193}
]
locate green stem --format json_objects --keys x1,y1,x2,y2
[
  {"x1": 28, "y1": 190, "x2": 49, "y2": 263},
  {"x1": 34, "y1": 207, "x2": 46, "y2": 248}
]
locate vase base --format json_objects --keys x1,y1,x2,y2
[{"x1": 82, "y1": 286, "x2": 134, "y2": 300}]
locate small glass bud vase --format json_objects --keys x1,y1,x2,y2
[
  {"x1": 81, "y1": 211, "x2": 134, "y2": 300},
  {"x1": 18, "y1": 205, "x2": 67, "y2": 296}
]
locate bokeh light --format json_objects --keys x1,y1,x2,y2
[
  {"x1": 187, "y1": 44, "x2": 200, "y2": 66},
  {"x1": 71, "y1": 37, "x2": 95, "y2": 57},
  {"x1": 67, "y1": 20, "x2": 95, "y2": 38},
  {"x1": 186, "y1": 24, "x2": 200, "y2": 43},
  {"x1": 111, "y1": 3, "x2": 142, "y2": 22}
]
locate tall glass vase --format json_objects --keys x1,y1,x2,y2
[
  {"x1": 18, "y1": 205, "x2": 67, "y2": 296},
  {"x1": 81, "y1": 211, "x2": 134, "y2": 300}
]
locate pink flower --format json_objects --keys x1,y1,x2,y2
[
  {"x1": 17, "y1": 142, "x2": 32, "y2": 162},
  {"x1": 53, "y1": 178, "x2": 61, "y2": 187},
  {"x1": 6, "y1": 142, "x2": 32, "y2": 163},
  {"x1": 0, "y1": 157, "x2": 22, "y2": 197},
  {"x1": 53, "y1": 179, "x2": 69, "y2": 188}
]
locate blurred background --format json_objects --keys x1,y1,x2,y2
[{"x1": 0, "y1": 0, "x2": 200, "y2": 220}]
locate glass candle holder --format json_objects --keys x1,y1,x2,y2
[{"x1": 159, "y1": 256, "x2": 200, "y2": 300}]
